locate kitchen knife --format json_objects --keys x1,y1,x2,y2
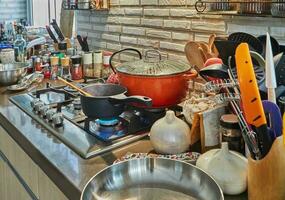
[
  {"x1": 265, "y1": 33, "x2": 277, "y2": 104},
  {"x1": 51, "y1": 19, "x2": 65, "y2": 42},
  {"x1": 235, "y1": 43, "x2": 272, "y2": 157},
  {"x1": 262, "y1": 100, "x2": 282, "y2": 139},
  {"x1": 46, "y1": 25, "x2": 58, "y2": 43}
]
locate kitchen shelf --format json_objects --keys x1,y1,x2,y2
[
  {"x1": 62, "y1": 0, "x2": 109, "y2": 11},
  {"x1": 195, "y1": 0, "x2": 285, "y2": 18}
]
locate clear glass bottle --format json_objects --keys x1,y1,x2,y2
[
  {"x1": 13, "y1": 32, "x2": 27, "y2": 62},
  {"x1": 50, "y1": 56, "x2": 59, "y2": 80}
]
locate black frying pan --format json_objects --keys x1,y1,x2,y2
[{"x1": 81, "y1": 84, "x2": 152, "y2": 119}]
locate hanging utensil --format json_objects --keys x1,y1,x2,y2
[
  {"x1": 265, "y1": 33, "x2": 277, "y2": 104},
  {"x1": 262, "y1": 100, "x2": 282, "y2": 139},
  {"x1": 235, "y1": 43, "x2": 272, "y2": 158}
]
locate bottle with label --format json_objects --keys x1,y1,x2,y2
[
  {"x1": 13, "y1": 29, "x2": 27, "y2": 62},
  {"x1": 50, "y1": 56, "x2": 59, "y2": 80},
  {"x1": 61, "y1": 57, "x2": 71, "y2": 79},
  {"x1": 83, "y1": 52, "x2": 93, "y2": 78},
  {"x1": 71, "y1": 55, "x2": 83, "y2": 80}
]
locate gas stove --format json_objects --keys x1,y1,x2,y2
[{"x1": 9, "y1": 82, "x2": 166, "y2": 159}]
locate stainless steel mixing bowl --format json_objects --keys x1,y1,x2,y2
[
  {"x1": 81, "y1": 158, "x2": 224, "y2": 200},
  {"x1": 0, "y1": 63, "x2": 28, "y2": 86}
]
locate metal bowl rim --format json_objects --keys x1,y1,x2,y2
[
  {"x1": 0, "y1": 63, "x2": 29, "y2": 72},
  {"x1": 80, "y1": 157, "x2": 224, "y2": 200}
]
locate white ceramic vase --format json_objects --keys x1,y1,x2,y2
[
  {"x1": 150, "y1": 110, "x2": 191, "y2": 155},
  {"x1": 196, "y1": 142, "x2": 248, "y2": 195}
]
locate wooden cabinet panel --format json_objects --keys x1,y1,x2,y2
[
  {"x1": 4, "y1": 162, "x2": 32, "y2": 200},
  {"x1": 38, "y1": 168, "x2": 68, "y2": 200},
  {"x1": 0, "y1": 126, "x2": 39, "y2": 198},
  {"x1": 0, "y1": 158, "x2": 6, "y2": 200}
]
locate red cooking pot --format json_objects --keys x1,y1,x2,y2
[{"x1": 109, "y1": 48, "x2": 197, "y2": 108}]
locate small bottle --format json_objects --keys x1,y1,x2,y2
[
  {"x1": 34, "y1": 57, "x2": 42, "y2": 72},
  {"x1": 13, "y1": 29, "x2": 27, "y2": 62},
  {"x1": 71, "y1": 55, "x2": 83, "y2": 80},
  {"x1": 102, "y1": 51, "x2": 112, "y2": 78},
  {"x1": 61, "y1": 57, "x2": 71, "y2": 79},
  {"x1": 50, "y1": 56, "x2": 59, "y2": 80}
]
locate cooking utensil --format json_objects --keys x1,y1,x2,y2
[
  {"x1": 82, "y1": 36, "x2": 89, "y2": 52},
  {"x1": 185, "y1": 41, "x2": 206, "y2": 69},
  {"x1": 199, "y1": 63, "x2": 229, "y2": 79},
  {"x1": 110, "y1": 48, "x2": 196, "y2": 108},
  {"x1": 258, "y1": 34, "x2": 280, "y2": 57},
  {"x1": 45, "y1": 25, "x2": 58, "y2": 43},
  {"x1": 235, "y1": 43, "x2": 272, "y2": 158},
  {"x1": 262, "y1": 100, "x2": 282, "y2": 140},
  {"x1": 57, "y1": 77, "x2": 92, "y2": 97},
  {"x1": 81, "y1": 83, "x2": 152, "y2": 119},
  {"x1": 81, "y1": 158, "x2": 224, "y2": 200},
  {"x1": 229, "y1": 32, "x2": 264, "y2": 55},
  {"x1": 275, "y1": 53, "x2": 285, "y2": 86},
  {"x1": 51, "y1": 19, "x2": 65, "y2": 41},
  {"x1": 265, "y1": 33, "x2": 277, "y2": 104},
  {"x1": 0, "y1": 63, "x2": 28, "y2": 86},
  {"x1": 214, "y1": 40, "x2": 240, "y2": 65}
]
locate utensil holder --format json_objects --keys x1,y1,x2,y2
[{"x1": 248, "y1": 136, "x2": 285, "y2": 200}]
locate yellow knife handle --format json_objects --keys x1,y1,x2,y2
[{"x1": 235, "y1": 43, "x2": 267, "y2": 127}]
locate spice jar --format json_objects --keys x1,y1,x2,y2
[
  {"x1": 93, "y1": 50, "x2": 103, "y2": 77},
  {"x1": 71, "y1": 55, "x2": 83, "y2": 80},
  {"x1": 102, "y1": 51, "x2": 112, "y2": 78},
  {"x1": 83, "y1": 52, "x2": 93, "y2": 77},
  {"x1": 34, "y1": 57, "x2": 42, "y2": 72},
  {"x1": 61, "y1": 57, "x2": 70, "y2": 78},
  {"x1": 50, "y1": 56, "x2": 59, "y2": 80},
  {"x1": 220, "y1": 114, "x2": 244, "y2": 154}
]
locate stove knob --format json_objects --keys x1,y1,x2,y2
[
  {"x1": 46, "y1": 110, "x2": 56, "y2": 121},
  {"x1": 34, "y1": 102, "x2": 44, "y2": 113},
  {"x1": 52, "y1": 113, "x2": 64, "y2": 126},
  {"x1": 39, "y1": 105, "x2": 49, "y2": 117},
  {"x1": 30, "y1": 98, "x2": 41, "y2": 109}
]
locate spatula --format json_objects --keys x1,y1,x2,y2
[{"x1": 235, "y1": 43, "x2": 272, "y2": 158}]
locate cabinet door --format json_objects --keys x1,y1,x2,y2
[
  {"x1": 38, "y1": 168, "x2": 68, "y2": 200},
  {"x1": 0, "y1": 157, "x2": 6, "y2": 200},
  {"x1": 0, "y1": 126, "x2": 39, "y2": 198}
]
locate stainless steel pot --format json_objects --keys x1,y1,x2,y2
[
  {"x1": 81, "y1": 158, "x2": 224, "y2": 200},
  {"x1": 0, "y1": 63, "x2": 28, "y2": 86}
]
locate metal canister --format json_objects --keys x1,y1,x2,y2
[
  {"x1": 71, "y1": 55, "x2": 83, "y2": 80},
  {"x1": 220, "y1": 114, "x2": 244, "y2": 154}
]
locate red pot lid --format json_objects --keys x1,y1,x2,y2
[{"x1": 116, "y1": 50, "x2": 192, "y2": 76}]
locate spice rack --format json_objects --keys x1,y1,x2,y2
[
  {"x1": 62, "y1": 0, "x2": 109, "y2": 11},
  {"x1": 195, "y1": 0, "x2": 285, "y2": 17}
]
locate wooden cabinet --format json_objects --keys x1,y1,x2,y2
[{"x1": 0, "y1": 126, "x2": 68, "y2": 200}]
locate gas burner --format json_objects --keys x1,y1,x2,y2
[
  {"x1": 89, "y1": 119, "x2": 128, "y2": 141},
  {"x1": 97, "y1": 118, "x2": 119, "y2": 126}
]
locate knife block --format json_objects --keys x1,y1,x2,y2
[
  {"x1": 53, "y1": 38, "x2": 72, "y2": 51},
  {"x1": 248, "y1": 136, "x2": 285, "y2": 200}
]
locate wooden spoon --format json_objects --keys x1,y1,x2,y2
[
  {"x1": 185, "y1": 41, "x2": 205, "y2": 69},
  {"x1": 57, "y1": 77, "x2": 93, "y2": 97}
]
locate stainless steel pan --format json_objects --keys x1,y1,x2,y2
[{"x1": 81, "y1": 158, "x2": 224, "y2": 200}]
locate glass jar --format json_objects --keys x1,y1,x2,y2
[
  {"x1": 220, "y1": 114, "x2": 244, "y2": 154},
  {"x1": 71, "y1": 55, "x2": 83, "y2": 80},
  {"x1": 50, "y1": 56, "x2": 59, "y2": 80},
  {"x1": 83, "y1": 52, "x2": 93, "y2": 78},
  {"x1": 102, "y1": 51, "x2": 112, "y2": 78},
  {"x1": 93, "y1": 50, "x2": 103, "y2": 78},
  {"x1": 61, "y1": 57, "x2": 71, "y2": 78}
]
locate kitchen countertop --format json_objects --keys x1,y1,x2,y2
[{"x1": 0, "y1": 80, "x2": 247, "y2": 200}]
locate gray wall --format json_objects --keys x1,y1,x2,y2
[
  {"x1": 0, "y1": 0, "x2": 27, "y2": 22},
  {"x1": 76, "y1": 1, "x2": 285, "y2": 62}
]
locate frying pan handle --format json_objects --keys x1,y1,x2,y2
[
  {"x1": 109, "y1": 94, "x2": 152, "y2": 107},
  {"x1": 109, "y1": 48, "x2": 142, "y2": 74}
]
